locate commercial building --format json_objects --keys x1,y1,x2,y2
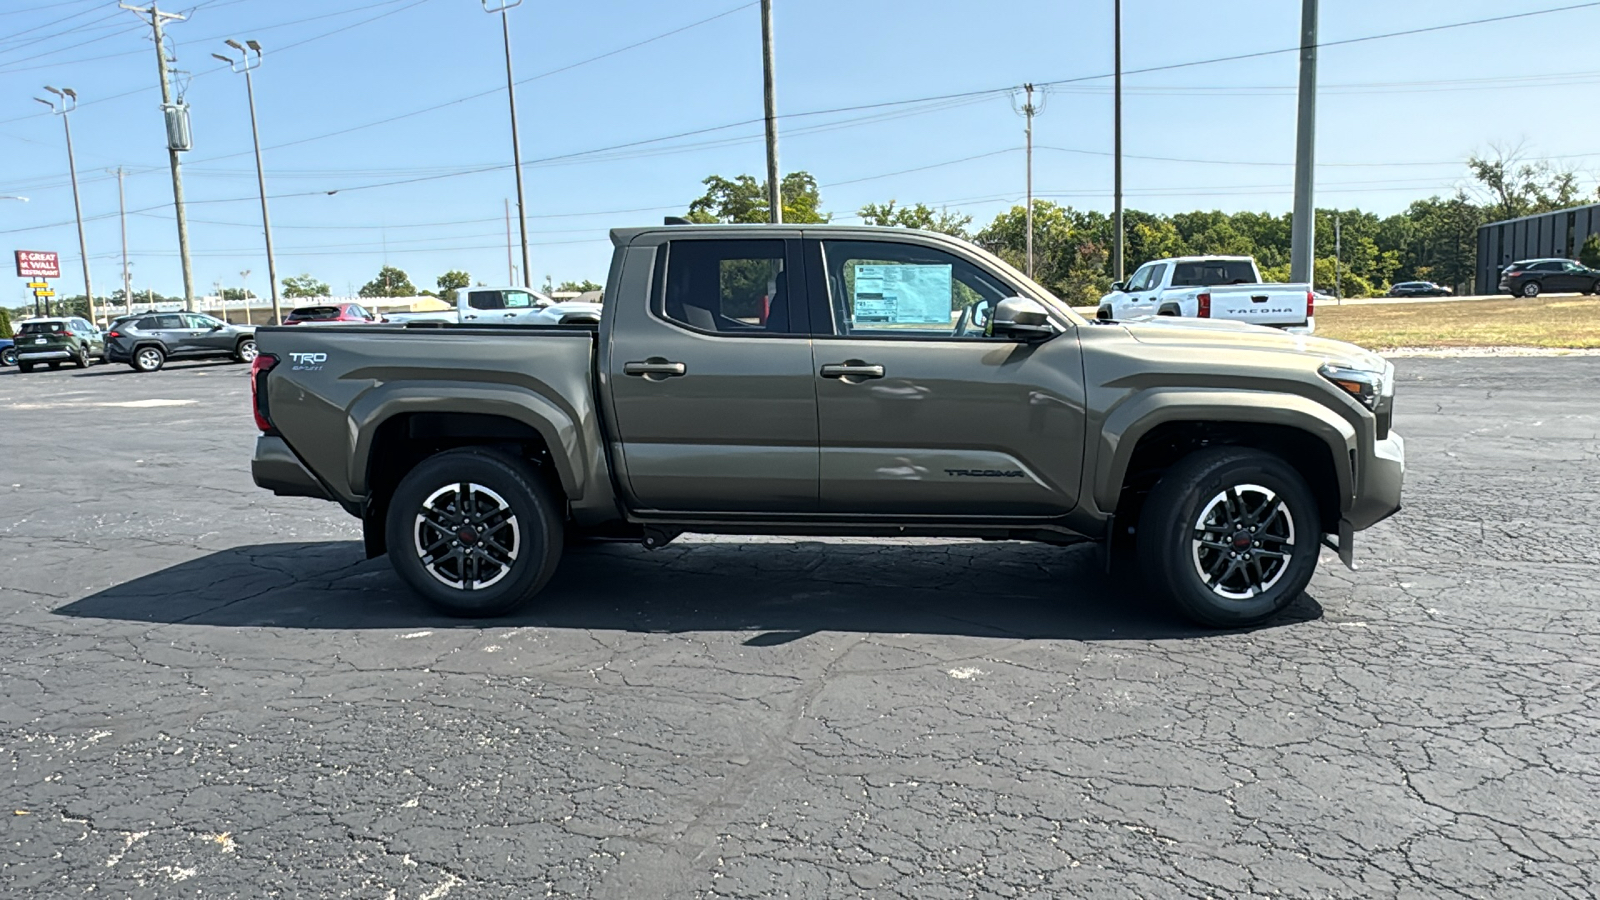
[{"x1": 1476, "y1": 202, "x2": 1600, "y2": 294}]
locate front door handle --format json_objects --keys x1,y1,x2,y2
[
  {"x1": 624, "y1": 360, "x2": 687, "y2": 377},
  {"x1": 820, "y1": 363, "x2": 885, "y2": 379}
]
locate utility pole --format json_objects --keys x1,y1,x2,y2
[
  {"x1": 760, "y1": 0, "x2": 782, "y2": 223},
  {"x1": 483, "y1": 0, "x2": 531, "y2": 287},
  {"x1": 240, "y1": 269, "x2": 251, "y2": 322},
  {"x1": 1333, "y1": 211, "x2": 1342, "y2": 304},
  {"x1": 505, "y1": 198, "x2": 515, "y2": 284},
  {"x1": 116, "y1": 167, "x2": 132, "y2": 314},
  {"x1": 1113, "y1": 0, "x2": 1124, "y2": 283},
  {"x1": 213, "y1": 39, "x2": 281, "y2": 324},
  {"x1": 122, "y1": 2, "x2": 196, "y2": 310},
  {"x1": 1289, "y1": 0, "x2": 1318, "y2": 285},
  {"x1": 215, "y1": 278, "x2": 227, "y2": 323},
  {"x1": 1012, "y1": 84, "x2": 1044, "y2": 278},
  {"x1": 36, "y1": 86, "x2": 95, "y2": 327}
]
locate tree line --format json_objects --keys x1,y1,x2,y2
[{"x1": 683, "y1": 147, "x2": 1600, "y2": 304}]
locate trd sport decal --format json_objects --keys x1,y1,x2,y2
[{"x1": 945, "y1": 469, "x2": 1025, "y2": 478}]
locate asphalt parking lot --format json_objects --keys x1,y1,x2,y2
[{"x1": 2, "y1": 355, "x2": 1597, "y2": 899}]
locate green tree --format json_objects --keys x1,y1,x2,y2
[
  {"x1": 1579, "y1": 234, "x2": 1600, "y2": 269},
  {"x1": 436, "y1": 270, "x2": 471, "y2": 304},
  {"x1": 359, "y1": 266, "x2": 417, "y2": 298},
  {"x1": 1467, "y1": 145, "x2": 1581, "y2": 222},
  {"x1": 975, "y1": 201, "x2": 1111, "y2": 304},
  {"x1": 0, "y1": 306, "x2": 11, "y2": 338},
  {"x1": 555, "y1": 279, "x2": 603, "y2": 293},
  {"x1": 282, "y1": 273, "x2": 330, "y2": 299},
  {"x1": 687, "y1": 171, "x2": 828, "y2": 224},
  {"x1": 857, "y1": 200, "x2": 972, "y2": 238}
]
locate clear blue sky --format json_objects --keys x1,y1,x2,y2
[{"x1": 2, "y1": 0, "x2": 1598, "y2": 305}]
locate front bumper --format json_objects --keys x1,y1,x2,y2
[
  {"x1": 252, "y1": 434, "x2": 333, "y2": 500},
  {"x1": 1347, "y1": 431, "x2": 1405, "y2": 532}
]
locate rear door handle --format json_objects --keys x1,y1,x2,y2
[
  {"x1": 624, "y1": 360, "x2": 687, "y2": 377},
  {"x1": 820, "y1": 363, "x2": 885, "y2": 379}
]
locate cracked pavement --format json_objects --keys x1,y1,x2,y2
[{"x1": 1, "y1": 356, "x2": 1597, "y2": 898}]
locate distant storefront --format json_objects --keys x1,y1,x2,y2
[{"x1": 1476, "y1": 202, "x2": 1600, "y2": 294}]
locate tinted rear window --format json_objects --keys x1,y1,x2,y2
[
  {"x1": 19, "y1": 321, "x2": 68, "y2": 335},
  {"x1": 1170, "y1": 260, "x2": 1258, "y2": 287},
  {"x1": 288, "y1": 307, "x2": 341, "y2": 320}
]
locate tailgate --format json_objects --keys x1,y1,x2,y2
[{"x1": 1206, "y1": 285, "x2": 1308, "y2": 326}]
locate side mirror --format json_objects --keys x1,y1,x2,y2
[
  {"x1": 210, "y1": 324, "x2": 223, "y2": 331},
  {"x1": 990, "y1": 297, "x2": 1055, "y2": 342},
  {"x1": 1110, "y1": 282, "x2": 1126, "y2": 292}
]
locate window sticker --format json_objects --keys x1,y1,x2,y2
[{"x1": 852, "y1": 264, "x2": 953, "y2": 325}]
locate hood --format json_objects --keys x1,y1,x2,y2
[{"x1": 1112, "y1": 315, "x2": 1385, "y2": 371}]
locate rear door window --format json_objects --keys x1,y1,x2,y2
[
  {"x1": 655, "y1": 239, "x2": 802, "y2": 335},
  {"x1": 466, "y1": 291, "x2": 504, "y2": 311}
]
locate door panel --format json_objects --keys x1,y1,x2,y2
[
  {"x1": 606, "y1": 237, "x2": 818, "y2": 512},
  {"x1": 813, "y1": 338, "x2": 1086, "y2": 515},
  {"x1": 804, "y1": 235, "x2": 1087, "y2": 517}
]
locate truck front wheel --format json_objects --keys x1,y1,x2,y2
[
  {"x1": 385, "y1": 448, "x2": 563, "y2": 617},
  {"x1": 1137, "y1": 448, "x2": 1320, "y2": 628}
]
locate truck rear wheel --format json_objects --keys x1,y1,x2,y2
[
  {"x1": 385, "y1": 448, "x2": 563, "y2": 618},
  {"x1": 1137, "y1": 448, "x2": 1320, "y2": 628}
]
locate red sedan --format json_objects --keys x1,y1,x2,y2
[{"x1": 282, "y1": 303, "x2": 383, "y2": 325}]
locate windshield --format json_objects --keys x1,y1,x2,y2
[{"x1": 1171, "y1": 260, "x2": 1258, "y2": 287}]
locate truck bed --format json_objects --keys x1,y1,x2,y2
[{"x1": 255, "y1": 322, "x2": 605, "y2": 512}]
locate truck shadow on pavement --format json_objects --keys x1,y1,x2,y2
[{"x1": 54, "y1": 539, "x2": 1322, "y2": 641}]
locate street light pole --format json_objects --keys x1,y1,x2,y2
[
  {"x1": 760, "y1": 0, "x2": 782, "y2": 223},
  {"x1": 483, "y1": 0, "x2": 531, "y2": 287},
  {"x1": 1012, "y1": 84, "x2": 1045, "y2": 278},
  {"x1": 37, "y1": 87, "x2": 95, "y2": 327},
  {"x1": 116, "y1": 167, "x2": 132, "y2": 314},
  {"x1": 214, "y1": 40, "x2": 281, "y2": 325}
]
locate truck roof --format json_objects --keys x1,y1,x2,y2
[{"x1": 609, "y1": 223, "x2": 981, "y2": 247}]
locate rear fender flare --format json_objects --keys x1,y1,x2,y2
[
  {"x1": 1093, "y1": 388, "x2": 1358, "y2": 515},
  {"x1": 346, "y1": 384, "x2": 586, "y2": 500}
]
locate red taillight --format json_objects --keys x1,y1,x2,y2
[
  {"x1": 1196, "y1": 292, "x2": 1211, "y2": 318},
  {"x1": 1306, "y1": 290, "x2": 1315, "y2": 319},
  {"x1": 107, "y1": 331, "x2": 120, "y2": 339},
  {"x1": 251, "y1": 353, "x2": 278, "y2": 432}
]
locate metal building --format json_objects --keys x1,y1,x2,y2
[{"x1": 1476, "y1": 202, "x2": 1600, "y2": 294}]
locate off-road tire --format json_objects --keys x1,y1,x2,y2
[
  {"x1": 72, "y1": 347, "x2": 88, "y2": 368},
  {"x1": 1137, "y1": 447, "x2": 1320, "y2": 629},
  {"x1": 18, "y1": 362, "x2": 34, "y2": 373},
  {"x1": 385, "y1": 448, "x2": 564, "y2": 618}
]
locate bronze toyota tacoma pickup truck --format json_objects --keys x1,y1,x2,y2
[{"x1": 250, "y1": 224, "x2": 1403, "y2": 627}]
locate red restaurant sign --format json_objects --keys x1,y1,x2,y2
[{"x1": 15, "y1": 250, "x2": 60, "y2": 279}]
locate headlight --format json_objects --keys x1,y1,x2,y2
[{"x1": 1319, "y1": 360, "x2": 1392, "y2": 410}]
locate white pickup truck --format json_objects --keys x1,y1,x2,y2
[
  {"x1": 1097, "y1": 256, "x2": 1314, "y2": 334},
  {"x1": 386, "y1": 286, "x2": 602, "y2": 327}
]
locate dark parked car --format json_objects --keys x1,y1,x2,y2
[
  {"x1": 13, "y1": 317, "x2": 103, "y2": 372},
  {"x1": 1387, "y1": 281, "x2": 1453, "y2": 298},
  {"x1": 1498, "y1": 259, "x2": 1600, "y2": 298},
  {"x1": 283, "y1": 302, "x2": 383, "y2": 325},
  {"x1": 0, "y1": 336, "x2": 14, "y2": 367},
  {"x1": 105, "y1": 312, "x2": 257, "y2": 372}
]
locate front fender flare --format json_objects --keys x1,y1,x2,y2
[{"x1": 1093, "y1": 388, "x2": 1358, "y2": 515}]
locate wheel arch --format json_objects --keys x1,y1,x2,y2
[{"x1": 1097, "y1": 392, "x2": 1357, "y2": 534}]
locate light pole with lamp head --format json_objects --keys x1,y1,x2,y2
[
  {"x1": 36, "y1": 87, "x2": 95, "y2": 326},
  {"x1": 213, "y1": 39, "x2": 281, "y2": 325}
]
